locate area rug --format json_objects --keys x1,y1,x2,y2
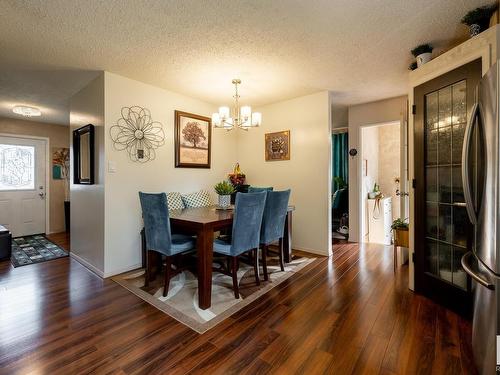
[
  {"x1": 113, "y1": 253, "x2": 316, "y2": 333},
  {"x1": 11, "y1": 235, "x2": 68, "y2": 267}
]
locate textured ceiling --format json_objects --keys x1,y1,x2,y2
[{"x1": 0, "y1": 0, "x2": 492, "y2": 125}]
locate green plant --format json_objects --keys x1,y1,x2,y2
[
  {"x1": 333, "y1": 176, "x2": 347, "y2": 189},
  {"x1": 214, "y1": 180, "x2": 235, "y2": 195},
  {"x1": 391, "y1": 218, "x2": 409, "y2": 231},
  {"x1": 411, "y1": 44, "x2": 433, "y2": 57},
  {"x1": 461, "y1": 4, "x2": 497, "y2": 26},
  {"x1": 372, "y1": 182, "x2": 380, "y2": 192}
]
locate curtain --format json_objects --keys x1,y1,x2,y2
[{"x1": 332, "y1": 132, "x2": 348, "y2": 192}]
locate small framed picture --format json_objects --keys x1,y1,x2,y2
[
  {"x1": 174, "y1": 110, "x2": 211, "y2": 168},
  {"x1": 265, "y1": 130, "x2": 290, "y2": 161}
]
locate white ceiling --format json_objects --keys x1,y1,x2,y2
[{"x1": 0, "y1": 0, "x2": 492, "y2": 125}]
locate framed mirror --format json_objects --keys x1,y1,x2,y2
[{"x1": 73, "y1": 124, "x2": 95, "y2": 184}]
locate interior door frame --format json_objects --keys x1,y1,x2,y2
[
  {"x1": 0, "y1": 133, "x2": 51, "y2": 234},
  {"x1": 413, "y1": 59, "x2": 482, "y2": 314},
  {"x1": 357, "y1": 120, "x2": 404, "y2": 243}
]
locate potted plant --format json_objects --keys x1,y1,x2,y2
[
  {"x1": 391, "y1": 218, "x2": 409, "y2": 247},
  {"x1": 462, "y1": 4, "x2": 498, "y2": 37},
  {"x1": 368, "y1": 182, "x2": 381, "y2": 199},
  {"x1": 214, "y1": 180, "x2": 235, "y2": 208},
  {"x1": 411, "y1": 44, "x2": 433, "y2": 67},
  {"x1": 333, "y1": 176, "x2": 347, "y2": 190}
]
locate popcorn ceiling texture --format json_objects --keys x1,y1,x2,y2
[{"x1": 0, "y1": 0, "x2": 491, "y2": 125}]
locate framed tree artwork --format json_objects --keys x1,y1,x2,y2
[
  {"x1": 174, "y1": 110, "x2": 212, "y2": 168},
  {"x1": 265, "y1": 130, "x2": 290, "y2": 161}
]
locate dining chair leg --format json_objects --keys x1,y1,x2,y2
[
  {"x1": 253, "y1": 249, "x2": 260, "y2": 286},
  {"x1": 163, "y1": 256, "x2": 172, "y2": 297},
  {"x1": 232, "y1": 256, "x2": 240, "y2": 299},
  {"x1": 145, "y1": 250, "x2": 150, "y2": 287},
  {"x1": 278, "y1": 238, "x2": 285, "y2": 272},
  {"x1": 262, "y1": 244, "x2": 269, "y2": 281}
]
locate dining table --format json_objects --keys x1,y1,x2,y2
[{"x1": 141, "y1": 204, "x2": 295, "y2": 310}]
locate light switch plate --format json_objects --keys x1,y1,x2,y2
[{"x1": 108, "y1": 161, "x2": 117, "y2": 173}]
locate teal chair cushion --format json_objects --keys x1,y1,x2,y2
[
  {"x1": 171, "y1": 234, "x2": 196, "y2": 252},
  {"x1": 213, "y1": 238, "x2": 232, "y2": 255}
]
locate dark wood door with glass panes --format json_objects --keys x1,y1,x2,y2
[{"x1": 414, "y1": 59, "x2": 481, "y2": 315}]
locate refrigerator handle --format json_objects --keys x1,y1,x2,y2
[
  {"x1": 461, "y1": 252, "x2": 495, "y2": 290},
  {"x1": 461, "y1": 102, "x2": 479, "y2": 225}
]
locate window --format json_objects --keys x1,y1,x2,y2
[{"x1": 0, "y1": 144, "x2": 35, "y2": 190}]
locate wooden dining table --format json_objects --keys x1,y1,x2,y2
[{"x1": 142, "y1": 205, "x2": 295, "y2": 310}]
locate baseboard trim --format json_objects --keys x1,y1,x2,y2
[
  {"x1": 292, "y1": 246, "x2": 330, "y2": 257},
  {"x1": 70, "y1": 252, "x2": 104, "y2": 278},
  {"x1": 103, "y1": 263, "x2": 143, "y2": 279}
]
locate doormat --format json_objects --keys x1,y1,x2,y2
[{"x1": 11, "y1": 235, "x2": 68, "y2": 267}]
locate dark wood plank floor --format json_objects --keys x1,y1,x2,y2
[{"x1": 0, "y1": 235, "x2": 477, "y2": 374}]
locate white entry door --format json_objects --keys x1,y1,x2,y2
[{"x1": 0, "y1": 136, "x2": 47, "y2": 236}]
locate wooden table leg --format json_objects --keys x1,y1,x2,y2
[
  {"x1": 393, "y1": 243, "x2": 397, "y2": 273},
  {"x1": 283, "y1": 211, "x2": 293, "y2": 263},
  {"x1": 197, "y1": 227, "x2": 213, "y2": 310}
]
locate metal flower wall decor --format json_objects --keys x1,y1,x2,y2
[{"x1": 110, "y1": 106, "x2": 165, "y2": 162}]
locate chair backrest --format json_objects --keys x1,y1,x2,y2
[
  {"x1": 230, "y1": 191, "x2": 267, "y2": 255},
  {"x1": 260, "y1": 189, "x2": 291, "y2": 245},
  {"x1": 332, "y1": 188, "x2": 348, "y2": 213},
  {"x1": 139, "y1": 192, "x2": 172, "y2": 255},
  {"x1": 248, "y1": 186, "x2": 273, "y2": 193}
]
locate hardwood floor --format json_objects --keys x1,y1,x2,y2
[
  {"x1": 46, "y1": 232, "x2": 71, "y2": 251},
  {"x1": 0, "y1": 241, "x2": 476, "y2": 374}
]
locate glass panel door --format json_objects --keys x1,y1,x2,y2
[{"x1": 424, "y1": 80, "x2": 469, "y2": 290}]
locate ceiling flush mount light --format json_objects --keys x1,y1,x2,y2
[
  {"x1": 212, "y1": 79, "x2": 261, "y2": 131},
  {"x1": 12, "y1": 106, "x2": 41, "y2": 117}
]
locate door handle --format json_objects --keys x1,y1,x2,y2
[
  {"x1": 38, "y1": 192, "x2": 45, "y2": 199},
  {"x1": 461, "y1": 102, "x2": 479, "y2": 225},
  {"x1": 461, "y1": 252, "x2": 495, "y2": 290}
]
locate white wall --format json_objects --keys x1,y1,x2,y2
[
  {"x1": 103, "y1": 72, "x2": 238, "y2": 276},
  {"x1": 69, "y1": 74, "x2": 106, "y2": 275},
  {"x1": 238, "y1": 91, "x2": 332, "y2": 256},
  {"x1": 361, "y1": 126, "x2": 379, "y2": 240},
  {"x1": 378, "y1": 124, "x2": 400, "y2": 221},
  {"x1": 348, "y1": 96, "x2": 407, "y2": 242}
]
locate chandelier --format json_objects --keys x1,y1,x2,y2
[{"x1": 212, "y1": 79, "x2": 262, "y2": 131}]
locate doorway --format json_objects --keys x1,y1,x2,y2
[
  {"x1": 332, "y1": 129, "x2": 349, "y2": 244},
  {"x1": 0, "y1": 135, "x2": 48, "y2": 237},
  {"x1": 360, "y1": 122, "x2": 401, "y2": 245}
]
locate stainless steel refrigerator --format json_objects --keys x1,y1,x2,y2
[{"x1": 461, "y1": 61, "x2": 500, "y2": 375}]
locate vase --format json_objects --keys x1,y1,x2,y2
[
  {"x1": 416, "y1": 52, "x2": 432, "y2": 67},
  {"x1": 218, "y1": 194, "x2": 231, "y2": 208},
  {"x1": 469, "y1": 24, "x2": 481, "y2": 37}
]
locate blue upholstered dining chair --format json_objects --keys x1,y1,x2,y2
[
  {"x1": 259, "y1": 189, "x2": 291, "y2": 281},
  {"x1": 212, "y1": 191, "x2": 267, "y2": 299},
  {"x1": 139, "y1": 192, "x2": 196, "y2": 297},
  {"x1": 248, "y1": 186, "x2": 273, "y2": 193}
]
